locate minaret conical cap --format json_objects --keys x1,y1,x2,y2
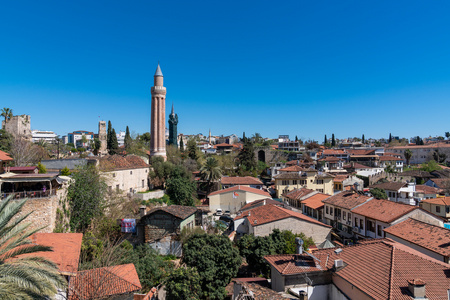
[
  {"x1": 171, "y1": 103, "x2": 174, "y2": 115},
  {"x1": 154, "y1": 63, "x2": 163, "y2": 77}
]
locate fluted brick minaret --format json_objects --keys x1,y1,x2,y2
[{"x1": 150, "y1": 63, "x2": 167, "y2": 160}]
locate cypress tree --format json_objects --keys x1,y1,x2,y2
[
  {"x1": 362, "y1": 134, "x2": 365, "y2": 144},
  {"x1": 388, "y1": 133, "x2": 392, "y2": 143},
  {"x1": 107, "y1": 120, "x2": 112, "y2": 150},
  {"x1": 295, "y1": 135, "x2": 298, "y2": 142},
  {"x1": 331, "y1": 134, "x2": 336, "y2": 147},
  {"x1": 242, "y1": 132, "x2": 246, "y2": 142},
  {"x1": 324, "y1": 135, "x2": 328, "y2": 145},
  {"x1": 109, "y1": 128, "x2": 119, "y2": 155},
  {"x1": 124, "y1": 126, "x2": 132, "y2": 150},
  {"x1": 180, "y1": 138, "x2": 184, "y2": 152}
]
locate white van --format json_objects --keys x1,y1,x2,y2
[{"x1": 215, "y1": 208, "x2": 223, "y2": 216}]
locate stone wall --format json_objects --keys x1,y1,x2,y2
[
  {"x1": 134, "y1": 189, "x2": 165, "y2": 201},
  {"x1": 3, "y1": 115, "x2": 31, "y2": 139},
  {"x1": 254, "y1": 146, "x2": 289, "y2": 165},
  {"x1": 142, "y1": 211, "x2": 181, "y2": 243},
  {"x1": 366, "y1": 171, "x2": 414, "y2": 186}
]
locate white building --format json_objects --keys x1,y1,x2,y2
[{"x1": 31, "y1": 130, "x2": 58, "y2": 143}]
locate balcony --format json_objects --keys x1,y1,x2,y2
[{"x1": 1, "y1": 189, "x2": 57, "y2": 200}]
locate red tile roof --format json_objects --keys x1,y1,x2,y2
[
  {"x1": 266, "y1": 239, "x2": 450, "y2": 300},
  {"x1": 9, "y1": 166, "x2": 38, "y2": 172},
  {"x1": 351, "y1": 199, "x2": 416, "y2": 223},
  {"x1": 322, "y1": 192, "x2": 372, "y2": 210},
  {"x1": 344, "y1": 162, "x2": 372, "y2": 169},
  {"x1": 0, "y1": 150, "x2": 13, "y2": 161},
  {"x1": 214, "y1": 143, "x2": 233, "y2": 148},
  {"x1": 27, "y1": 233, "x2": 82, "y2": 275},
  {"x1": 99, "y1": 155, "x2": 149, "y2": 171},
  {"x1": 384, "y1": 218, "x2": 450, "y2": 257},
  {"x1": 208, "y1": 185, "x2": 270, "y2": 198},
  {"x1": 240, "y1": 198, "x2": 283, "y2": 211},
  {"x1": 234, "y1": 204, "x2": 331, "y2": 228},
  {"x1": 415, "y1": 185, "x2": 440, "y2": 194},
  {"x1": 323, "y1": 149, "x2": 347, "y2": 155},
  {"x1": 369, "y1": 182, "x2": 407, "y2": 191},
  {"x1": 421, "y1": 196, "x2": 450, "y2": 206},
  {"x1": 279, "y1": 165, "x2": 304, "y2": 172},
  {"x1": 68, "y1": 264, "x2": 142, "y2": 300},
  {"x1": 221, "y1": 176, "x2": 263, "y2": 185},
  {"x1": 346, "y1": 149, "x2": 376, "y2": 155},
  {"x1": 301, "y1": 193, "x2": 329, "y2": 209},
  {"x1": 283, "y1": 188, "x2": 316, "y2": 200},
  {"x1": 318, "y1": 156, "x2": 343, "y2": 162},
  {"x1": 333, "y1": 175, "x2": 348, "y2": 183}
]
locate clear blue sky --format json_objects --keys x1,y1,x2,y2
[{"x1": 1, "y1": 1, "x2": 450, "y2": 142}]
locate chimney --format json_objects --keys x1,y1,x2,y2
[
  {"x1": 408, "y1": 279, "x2": 426, "y2": 299},
  {"x1": 295, "y1": 237, "x2": 304, "y2": 255},
  {"x1": 263, "y1": 199, "x2": 266, "y2": 205},
  {"x1": 248, "y1": 211, "x2": 251, "y2": 217},
  {"x1": 139, "y1": 206, "x2": 146, "y2": 218}
]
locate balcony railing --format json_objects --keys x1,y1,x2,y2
[{"x1": 1, "y1": 189, "x2": 57, "y2": 200}]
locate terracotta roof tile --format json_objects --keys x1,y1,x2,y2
[
  {"x1": 99, "y1": 155, "x2": 149, "y2": 171},
  {"x1": 318, "y1": 156, "x2": 343, "y2": 162},
  {"x1": 68, "y1": 264, "x2": 141, "y2": 300},
  {"x1": 369, "y1": 182, "x2": 407, "y2": 191},
  {"x1": 379, "y1": 155, "x2": 403, "y2": 161},
  {"x1": 8, "y1": 166, "x2": 38, "y2": 172},
  {"x1": 25, "y1": 233, "x2": 82, "y2": 275},
  {"x1": 283, "y1": 188, "x2": 316, "y2": 200},
  {"x1": 221, "y1": 176, "x2": 263, "y2": 185},
  {"x1": 352, "y1": 199, "x2": 416, "y2": 223},
  {"x1": 384, "y1": 218, "x2": 450, "y2": 257},
  {"x1": 231, "y1": 279, "x2": 282, "y2": 300},
  {"x1": 421, "y1": 196, "x2": 450, "y2": 206},
  {"x1": 240, "y1": 198, "x2": 283, "y2": 211},
  {"x1": 322, "y1": 192, "x2": 371, "y2": 210},
  {"x1": 333, "y1": 175, "x2": 348, "y2": 183},
  {"x1": 279, "y1": 165, "x2": 304, "y2": 172},
  {"x1": 208, "y1": 185, "x2": 270, "y2": 198},
  {"x1": 146, "y1": 205, "x2": 197, "y2": 220},
  {"x1": 266, "y1": 239, "x2": 450, "y2": 300},
  {"x1": 415, "y1": 185, "x2": 440, "y2": 194},
  {"x1": 428, "y1": 178, "x2": 450, "y2": 188},
  {"x1": 234, "y1": 204, "x2": 331, "y2": 228},
  {"x1": 323, "y1": 149, "x2": 347, "y2": 155},
  {"x1": 0, "y1": 150, "x2": 13, "y2": 161},
  {"x1": 301, "y1": 193, "x2": 329, "y2": 209}
]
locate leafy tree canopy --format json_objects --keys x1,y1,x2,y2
[
  {"x1": 165, "y1": 267, "x2": 201, "y2": 300},
  {"x1": 183, "y1": 233, "x2": 241, "y2": 299},
  {"x1": 166, "y1": 166, "x2": 196, "y2": 206},
  {"x1": 370, "y1": 187, "x2": 388, "y2": 200}
]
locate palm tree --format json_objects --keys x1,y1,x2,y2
[
  {"x1": 0, "y1": 196, "x2": 66, "y2": 299},
  {"x1": 404, "y1": 149, "x2": 412, "y2": 166},
  {"x1": 200, "y1": 157, "x2": 222, "y2": 196},
  {"x1": 1, "y1": 107, "x2": 13, "y2": 128}
]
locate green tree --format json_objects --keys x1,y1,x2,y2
[
  {"x1": 295, "y1": 135, "x2": 298, "y2": 142},
  {"x1": 139, "y1": 132, "x2": 151, "y2": 147},
  {"x1": 93, "y1": 138, "x2": 101, "y2": 156},
  {"x1": 67, "y1": 165, "x2": 107, "y2": 232},
  {"x1": 61, "y1": 166, "x2": 71, "y2": 176},
  {"x1": 446, "y1": 132, "x2": 450, "y2": 140},
  {"x1": 149, "y1": 156, "x2": 174, "y2": 189},
  {"x1": 362, "y1": 134, "x2": 365, "y2": 144},
  {"x1": 433, "y1": 149, "x2": 447, "y2": 164},
  {"x1": 179, "y1": 138, "x2": 185, "y2": 152},
  {"x1": 165, "y1": 267, "x2": 201, "y2": 300},
  {"x1": 331, "y1": 134, "x2": 336, "y2": 147},
  {"x1": 187, "y1": 139, "x2": 199, "y2": 161},
  {"x1": 237, "y1": 138, "x2": 256, "y2": 173},
  {"x1": 280, "y1": 230, "x2": 315, "y2": 254},
  {"x1": 109, "y1": 128, "x2": 119, "y2": 155},
  {"x1": 0, "y1": 196, "x2": 66, "y2": 299},
  {"x1": 122, "y1": 245, "x2": 174, "y2": 293},
  {"x1": 420, "y1": 160, "x2": 442, "y2": 172},
  {"x1": 166, "y1": 166, "x2": 196, "y2": 206},
  {"x1": 124, "y1": 126, "x2": 132, "y2": 150},
  {"x1": 37, "y1": 162, "x2": 47, "y2": 174},
  {"x1": 404, "y1": 149, "x2": 412, "y2": 166},
  {"x1": 200, "y1": 157, "x2": 222, "y2": 196},
  {"x1": 324, "y1": 134, "x2": 327, "y2": 145},
  {"x1": 107, "y1": 120, "x2": 112, "y2": 150},
  {"x1": 1, "y1": 107, "x2": 13, "y2": 128},
  {"x1": 0, "y1": 129, "x2": 13, "y2": 152},
  {"x1": 183, "y1": 233, "x2": 241, "y2": 299},
  {"x1": 388, "y1": 133, "x2": 392, "y2": 143},
  {"x1": 370, "y1": 187, "x2": 388, "y2": 199}
]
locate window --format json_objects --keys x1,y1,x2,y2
[
  {"x1": 113, "y1": 173, "x2": 116, "y2": 178},
  {"x1": 130, "y1": 171, "x2": 133, "y2": 175},
  {"x1": 330, "y1": 207, "x2": 333, "y2": 216},
  {"x1": 377, "y1": 225, "x2": 382, "y2": 236},
  {"x1": 108, "y1": 186, "x2": 112, "y2": 192},
  {"x1": 292, "y1": 180, "x2": 297, "y2": 185},
  {"x1": 316, "y1": 189, "x2": 324, "y2": 193},
  {"x1": 360, "y1": 219, "x2": 363, "y2": 229},
  {"x1": 145, "y1": 169, "x2": 148, "y2": 173},
  {"x1": 447, "y1": 206, "x2": 450, "y2": 213},
  {"x1": 116, "y1": 184, "x2": 120, "y2": 192},
  {"x1": 366, "y1": 220, "x2": 375, "y2": 232},
  {"x1": 347, "y1": 213, "x2": 351, "y2": 220},
  {"x1": 282, "y1": 180, "x2": 289, "y2": 185},
  {"x1": 343, "y1": 212, "x2": 346, "y2": 220},
  {"x1": 142, "y1": 180, "x2": 145, "y2": 188},
  {"x1": 316, "y1": 179, "x2": 324, "y2": 184},
  {"x1": 130, "y1": 188, "x2": 132, "y2": 193},
  {"x1": 354, "y1": 218, "x2": 358, "y2": 227},
  {"x1": 326, "y1": 206, "x2": 329, "y2": 214},
  {"x1": 436, "y1": 206, "x2": 441, "y2": 213}
]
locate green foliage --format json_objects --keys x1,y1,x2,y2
[
  {"x1": 0, "y1": 196, "x2": 66, "y2": 298},
  {"x1": 187, "y1": 139, "x2": 199, "y2": 161},
  {"x1": 433, "y1": 149, "x2": 447, "y2": 164},
  {"x1": 77, "y1": 147, "x2": 86, "y2": 152},
  {"x1": 331, "y1": 134, "x2": 336, "y2": 147},
  {"x1": 0, "y1": 129, "x2": 13, "y2": 152},
  {"x1": 149, "y1": 156, "x2": 175, "y2": 189},
  {"x1": 237, "y1": 138, "x2": 256, "y2": 173},
  {"x1": 139, "y1": 132, "x2": 151, "y2": 146},
  {"x1": 362, "y1": 134, "x2": 365, "y2": 144},
  {"x1": 183, "y1": 233, "x2": 241, "y2": 299},
  {"x1": 420, "y1": 160, "x2": 442, "y2": 172},
  {"x1": 67, "y1": 165, "x2": 107, "y2": 232},
  {"x1": 124, "y1": 126, "x2": 132, "y2": 150},
  {"x1": 165, "y1": 267, "x2": 201, "y2": 300},
  {"x1": 141, "y1": 194, "x2": 171, "y2": 206},
  {"x1": 93, "y1": 138, "x2": 101, "y2": 156},
  {"x1": 413, "y1": 136, "x2": 424, "y2": 145},
  {"x1": 179, "y1": 138, "x2": 185, "y2": 151},
  {"x1": 404, "y1": 149, "x2": 412, "y2": 166},
  {"x1": 446, "y1": 132, "x2": 450, "y2": 140},
  {"x1": 61, "y1": 166, "x2": 71, "y2": 176},
  {"x1": 166, "y1": 166, "x2": 196, "y2": 206},
  {"x1": 107, "y1": 120, "x2": 112, "y2": 150},
  {"x1": 388, "y1": 133, "x2": 392, "y2": 143},
  {"x1": 122, "y1": 245, "x2": 174, "y2": 293},
  {"x1": 236, "y1": 229, "x2": 314, "y2": 277},
  {"x1": 324, "y1": 134, "x2": 327, "y2": 145},
  {"x1": 370, "y1": 187, "x2": 388, "y2": 199},
  {"x1": 109, "y1": 128, "x2": 119, "y2": 155},
  {"x1": 200, "y1": 157, "x2": 222, "y2": 196},
  {"x1": 37, "y1": 162, "x2": 47, "y2": 174}
]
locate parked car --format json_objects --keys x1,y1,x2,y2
[
  {"x1": 219, "y1": 215, "x2": 233, "y2": 224},
  {"x1": 215, "y1": 208, "x2": 223, "y2": 216},
  {"x1": 224, "y1": 210, "x2": 231, "y2": 216}
]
